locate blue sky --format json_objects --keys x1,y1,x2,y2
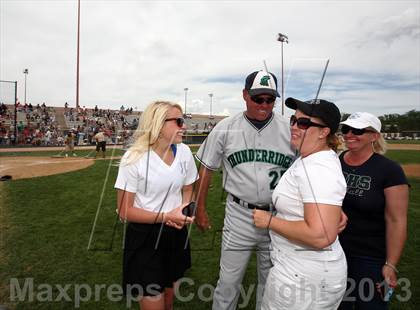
[{"x1": 1, "y1": 0, "x2": 419, "y2": 117}]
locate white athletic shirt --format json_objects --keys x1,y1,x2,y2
[
  {"x1": 271, "y1": 149, "x2": 346, "y2": 260},
  {"x1": 114, "y1": 143, "x2": 198, "y2": 213}
]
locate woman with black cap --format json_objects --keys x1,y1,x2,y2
[{"x1": 253, "y1": 98, "x2": 347, "y2": 309}]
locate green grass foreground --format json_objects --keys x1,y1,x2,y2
[
  {"x1": 0, "y1": 151, "x2": 419, "y2": 309},
  {"x1": 386, "y1": 150, "x2": 420, "y2": 164}
]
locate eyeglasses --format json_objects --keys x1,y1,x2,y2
[
  {"x1": 341, "y1": 125, "x2": 374, "y2": 135},
  {"x1": 250, "y1": 95, "x2": 276, "y2": 105},
  {"x1": 165, "y1": 117, "x2": 185, "y2": 127},
  {"x1": 290, "y1": 115, "x2": 326, "y2": 130}
]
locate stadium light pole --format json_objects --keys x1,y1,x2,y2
[
  {"x1": 23, "y1": 68, "x2": 28, "y2": 105},
  {"x1": 75, "y1": 0, "x2": 81, "y2": 109},
  {"x1": 14, "y1": 80, "x2": 17, "y2": 144},
  {"x1": 277, "y1": 33, "x2": 288, "y2": 116},
  {"x1": 184, "y1": 87, "x2": 188, "y2": 116},
  {"x1": 208, "y1": 93, "x2": 213, "y2": 118}
]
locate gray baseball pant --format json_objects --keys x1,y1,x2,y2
[{"x1": 212, "y1": 195, "x2": 273, "y2": 310}]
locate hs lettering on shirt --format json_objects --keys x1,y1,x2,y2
[{"x1": 343, "y1": 171, "x2": 371, "y2": 197}]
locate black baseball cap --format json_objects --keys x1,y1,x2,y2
[
  {"x1": 285, "y1": 97, "x2": 341, "y2": 133},
  {"x1": 245, "y1": 70, "x2": 280, "y2": 97}
]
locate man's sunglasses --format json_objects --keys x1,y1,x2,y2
[
  {"x1": 165, "y1": 117, "x2": 185, "y2": 127},
  {"x1": 290, "y1": 115, "x2": 326, "y2": 130},
  {"x1": 251, "y1": 95, "x2": 276, "y2": 104},
  {"x1": 341, "y1": 124, "x2": 374, "y2": 135}
]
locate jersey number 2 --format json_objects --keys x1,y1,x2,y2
[{"x1": 269, "y1": 171, "x2": 280, "y2": 190}]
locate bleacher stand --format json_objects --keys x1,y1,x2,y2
[
  {"x1": 0, "y1": 102, "x2": 12, "y2": 145},
  {"x1": 63, "y1": 104, "x2": 140, "y2": 146},
  {"x1": 0, "y1": 102, "x2": 225, "y2": 146}
]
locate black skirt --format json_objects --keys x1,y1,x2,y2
[{"x1": 123, "y1": 222, "x2": 191, "y2": 297}]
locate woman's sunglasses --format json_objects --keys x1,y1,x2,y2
[
  {"x1": 290, "y1": 115, "x2": 326, "y2": 130},
  {"x1": 251, "y1": 95, "x2": 276, "y2": 104},
  {"x1": 165, "y1": 117, "x2": 185, "y2": 127},
  {"x1": 341, "y1": 125, "x2": 374, "y2": 135}
]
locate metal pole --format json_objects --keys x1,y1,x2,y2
[
  {"x1": 23, "y1": 68, "x2": 28, "y2": 105},
  {"x1": 184, "y1": 88, "x2": 188, "y2": 115},
  {"x1": 24, "y1": 73, "x2": 27, "y2": 105},
  {"x1": 209, "y1": 93, "x2": 213, "y2": 118},
  {"x1": 14, "y1": 81, "x2": 17, "y2": 145},
  {"x1": 277, "y1": 33, "x2": 288, "y2": 116},
  {"x1": 281, "y1": 41, "x2": 284, "y2": 116},
  {"x1": 76, "y1": 0, "x2": 81, "y2": 109}
]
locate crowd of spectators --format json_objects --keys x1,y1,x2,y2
[
  {"x1": 0, "y1": 102, "x2": 62, "y2": 145},
  {"x1": 0, "y1": 103, "x2": 13, "y2": 145},
  {"x1": 189, "y1": 121, "x2": 217, "y2": 133},
  {"x1": 63, "y1": 104, "x2": 138, "y2": 146},
  {"x1": 0, "y1": 101, "x2": 220, "y2": 146},
  {"x1": 0, "y1": 101, "x2": 63, "y2": 146}
]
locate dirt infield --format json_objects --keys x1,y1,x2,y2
[
  {"x1": 387, "y1": 144, "x2": 420, "y2": 151},
  {"x1": 0, "y1": 145, "x2": 102, "y2": 153},
  {"x1": 402, "y1": 164, "x2": 420, "y2": 178},
  {"x1": 0, "y1": 156, "x2": 95, "y2": 180}
]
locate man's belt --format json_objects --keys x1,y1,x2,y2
[{"x1": 231, "y1": 194, "x2": 272, "y2": 211}]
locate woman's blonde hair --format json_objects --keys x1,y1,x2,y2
[
  {"x1": 373, "y1": 131, "x2": 387, "y2": 155},
  {"x1": 121, "y1": 101, "x2": 183, "y2": 166},
  {"x1": 311, "y1": 115, "x2": 341, "y2": 152},
  {"x1": 327, "y1": 133, "x2": 341, "y2": 152}
]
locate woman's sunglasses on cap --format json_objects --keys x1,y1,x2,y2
[
  {"x1": 165, "y1": 117, "x2": 185, "y2": 127},
  {"x1": 251, "y1": 95, "x2": 276, "y2": 104},
  {"x1": 290, "y1": 115, "x2": 326, "y2": 130},
  {"x1": 341, "y1": 125, "x2": 375, "y2": 135}
]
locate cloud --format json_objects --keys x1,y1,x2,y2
[
  {"x1": 354, "y1": 7, "x2": 420, "y2": 47},
  {"x1": 1, "y1": 1, "x2": 418, "y2": 117}
]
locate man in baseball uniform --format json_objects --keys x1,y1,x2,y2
[{"x1": 195, "y1": 70, "x2": 295, "y2": 310}]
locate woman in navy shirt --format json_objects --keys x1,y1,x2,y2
[{"x1": 338, "y1": 112, "x2": 409, "y2": 310}]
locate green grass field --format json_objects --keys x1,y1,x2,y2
[
  {"x1": 386, "y1": 150, "x2": 420, "y2": 164},
  {"x1": 0, "y1": 150, "x2": 419, "y2": 309}
]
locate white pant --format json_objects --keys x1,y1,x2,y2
[{"x1": 261, "y1": 248, "x2": 347, "y2": 310}]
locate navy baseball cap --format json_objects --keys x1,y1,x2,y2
[
  {"x1": 285, "y1": 97, "x2": 341, "y2": 133},
  {"x1": 245, "y1": 70, "x2": 280, "y2": 97}
]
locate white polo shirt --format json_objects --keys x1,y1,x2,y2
[{"x1": 115, "y1": 143, "x2": 198, "y2": 213}]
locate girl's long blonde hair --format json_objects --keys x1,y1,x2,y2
[{"x1": 121, "y1": 101, "x2": 183, "y2": 166}]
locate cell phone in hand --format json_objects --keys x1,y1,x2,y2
[
  {"x1": 377, "y1": 281, "x2": 394, "y2": 302},
  {"x1": 182, "y1": 201, "x2": 196, "y2": 217}
]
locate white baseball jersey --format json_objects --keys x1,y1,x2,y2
[
  {"x1": 115, "y1": 143, "x2": 198, "y2": 213},
  {"x1": 196, "y1": 112, "x2": 295, "y2": 205}
]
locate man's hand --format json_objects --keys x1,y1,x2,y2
[{"x1": 196, "y1": 207, "x2": 211, "y2": 231}]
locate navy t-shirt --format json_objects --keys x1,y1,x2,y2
[{"x1": 339, "y1": 152, "x2": 408, "y2": 259}]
